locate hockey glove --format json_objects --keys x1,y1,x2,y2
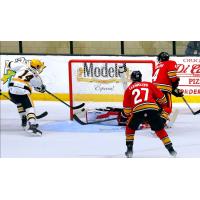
[
  {"x1": 172, "y1": 77, "x2": 180, "y2": 90},
  {"x1": 35, "y1": 84, "x2": 46, "y2": 93},
  {"x1": 172, "y1": 88, "x2": 184, "y2": 97},
  {"x1": 118, "y1": 64, "x2": 127, "y2": 74},
  {"x1": 118, "y1": 109, "x2": 130, "y2": 126}
]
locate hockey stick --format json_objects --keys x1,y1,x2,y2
[
  {"x1": 45, "y1": 89, "x2": 85, "y2": 110},
  {"x1": 166, "y1": 109, "x2": 179, "y2": 128},
  {"x1": 0, "y1": 92, "x2": 11, "y2": 100},
  {"x1": 35, "y1": 111, "x2": 48, "y2": 119},
  {"x1": 73, "y1": 114, "x2": 118, "y2": 125},
  {"x1": 182, "y1": 96, "x2": 200, "y2": 115},
  {"x1": 0, "y1": 92, "x2": 48, "y2": 119}
]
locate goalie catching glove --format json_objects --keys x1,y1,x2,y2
[
  {"x1": 34, "y1": 84, "x2": 46, "y2": 93},
  {"x1": 118, "y1": 64, "x2": 127, "y2": 74}
]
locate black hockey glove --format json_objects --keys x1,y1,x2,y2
[
  {"x1": 172, "y1": 77, "x2": 180, "y2": 90},
  {"x1": 172, "y1": 88, "x2": 184, "y2": 97},
  {"x1": 35, "y1": 84, "x2": 46, "y2": 93},
  {"x1": 39, "y1": 84, "x2": 46, "y2": 93}
]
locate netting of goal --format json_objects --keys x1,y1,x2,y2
[{"x1": 68, "y1": 59, "x2": 155, "y2": 119}]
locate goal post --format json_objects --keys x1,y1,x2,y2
[{"x1": 68, "y1": 59, "x2": 155, "y2": 120}]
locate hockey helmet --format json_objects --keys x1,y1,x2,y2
[
  {"x1": 130, "y1": 70, "x2": 142, "y2": 82},
  {"x1": 157, "y1": 52, "x2": 170, "y2": 62},
  {"x1": 30, "y1": 59, "x2": 46, "y2": 73}
]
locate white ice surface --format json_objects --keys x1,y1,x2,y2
[{"x1": 0, "y1": 100, "x2": 200, "y2": 158}]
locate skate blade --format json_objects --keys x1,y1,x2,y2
[
  {"x1": 125, "y1": 152, "x2": 133, "y2": 158},
  {"x1": 26, "y1": 130, "x2": 42, "y2": 136},
  {"x1": 170, "y1": 152, "x2": 177, "y2": 158}
]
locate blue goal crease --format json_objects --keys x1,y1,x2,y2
[{"x1": 40, "y1": 121, "x2": 124, "y2": 133}]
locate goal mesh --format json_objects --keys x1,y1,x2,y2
[{"x1": 68, "y1": 59, "x2": 155, "y2": 120}]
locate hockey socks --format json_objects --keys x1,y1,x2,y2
[
  {"x1": 155, "y1": 129, "x2": 177, "y2": 157},
  {"x1": 125, "y1": 127, "x2": 135, "y2": 158},
  {"x1": 21, "y1": 115, "x2": 27, "y2": 127}
]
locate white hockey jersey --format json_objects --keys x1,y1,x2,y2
[{"x1": 8, "y1": 60, "x2": 44, "y2": 95}]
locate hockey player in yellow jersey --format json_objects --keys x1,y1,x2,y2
[{"x1": 2, "y1": 57, "x2": 46, "y2": 136}]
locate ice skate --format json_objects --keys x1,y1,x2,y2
[
  {"x1": 27, "y1": 123, "x2": 42, "y2": 136},
  {"x1": 125, "y1": 150, "x2": 133, "y2": 158},
  {"x1": 168, "y1": 148, "x2": 177, "y2": 157},
  {"x1": 166, "y1": 144, "x2": 177, "y2": 157}
]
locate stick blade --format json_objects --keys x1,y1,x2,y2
[
  {"x1": 73, "y1": 114, "x2": 87, "y2": 125},
  {"x1": 194, "y1": 109, "x2": 200, "y2": 115},
  {"x1": 72, "y1": 103, "x2": 85, "y2": 109},
  {"x1": 36, "y1": 111, "x2": 48, "y2": 119},
  {"x1": 73, "y1": 114, "x2": 118, "y2": 125}
]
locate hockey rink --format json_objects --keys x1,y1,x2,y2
[{"x1": 1, "y1": 100, "x2": 200, "y2": 158}]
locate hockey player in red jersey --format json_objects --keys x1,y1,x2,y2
[
  {"x1": 152, "y1": 52, "x2": 183, "y2": 123},
  {"x1": 123, "y1": 70, "x2": 177, "y2": 158}
]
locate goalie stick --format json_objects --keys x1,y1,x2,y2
[
  {"x1": 0, "y1": 92, "x2": 48, "y2": 119},
  {"x1": 45, "y1": 89, "x2": 85, "y2": 110},
  {"x1": 73, "y1": 114, "x2": 118, "y2": 125},
  {"x1": 182, "y1": 96, "x2": 200, "y2": 115}
]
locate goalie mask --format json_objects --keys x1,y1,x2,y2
[
  {"x1": 30, "y1": 59, "x2": 46, "y2": 73},
  {"x1": 130, "y1": 70, "x2": 142, "y2": 82},
  {"x1": 157, "y1": 52, "x2": 170, "y2": 62}
]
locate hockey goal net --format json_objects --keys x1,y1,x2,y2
[{"x1": 68, "y1": 59, "x2": 155, "y2": 120}]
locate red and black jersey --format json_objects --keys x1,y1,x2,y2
[
  {"x1": 123, "y1": 81, "x2": 167, "y2": 114},
  {"x1": 152, "y1": 60, "x2": 179, "y2": 93}
]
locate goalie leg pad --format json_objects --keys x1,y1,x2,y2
[{"x1": 85, "y1": 109, "x2": 120, "y2": 125}]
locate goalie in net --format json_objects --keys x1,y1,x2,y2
[
  {"x1": 73, "y1": 63, "x2": 151, "y2": 128},
  {"x1": 73, "y1": 58, "x2": 180, "y2": 128}
]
